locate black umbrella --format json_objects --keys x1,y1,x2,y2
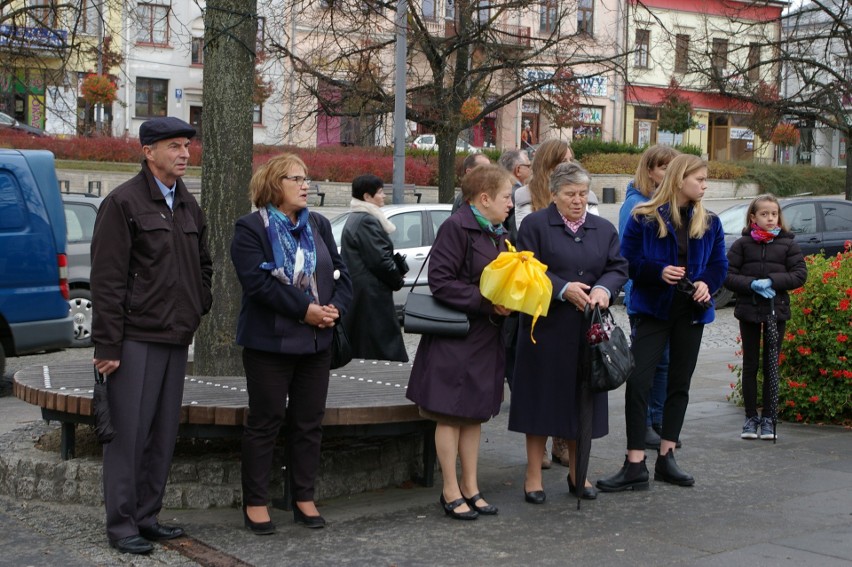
[
  {"x1": 92, "y1": 366, "x2": 115, "y2": 444},
  {"x1": 763, "y1": 298, "x2": 781, "y2": 444},
  {"x1": 574, "y1": 310, "x2": 597, "y2": 510}
]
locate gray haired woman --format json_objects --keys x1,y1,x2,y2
[{"x1": 508, "y1": 161, "x2": 628, "y2": 504}]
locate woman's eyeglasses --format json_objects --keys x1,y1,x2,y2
[{"x1": 283, "y1": 176, "x2": 311, "y2": 185}]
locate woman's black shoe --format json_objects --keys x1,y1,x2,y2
[
  {"x1": 595, "y1": 456, "x2": 650, "y2": 492},
  {"x1": 524, "y1": 490, "x2": 546, "y2": 504},
  {"x1": 243, "y1": 505, "x2": 276, "y2": 535},
  {"x1": 440, "y1": 494, "x2": 479, "y2": 520},
  {"x1": 567, "y1": 475, "x2": 598, "y2": 500},
  {"x1": 654, "y1": 449, "x2": 694, "y2": 486},
  {"x1": 293, "y1": 504, "x2": 327, "y2": 529},
  {"x1": 463, "y1": 492, "x2": 498, "y2": 515}
]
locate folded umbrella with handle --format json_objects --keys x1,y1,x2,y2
[{"x1": 92, "y1": 366, "x2": 116, "y2": 444}]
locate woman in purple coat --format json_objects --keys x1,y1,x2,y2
[
  {"x1": 406, "y1": 164, "x2": 514, "y2": 520},
  {"x1": 509, "y1": 162, "x2": 628, "y2": 504}
]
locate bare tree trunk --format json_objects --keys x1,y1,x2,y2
[
  {"x1": 194, "y1": 0, "x2": 257, "y2": 376},
  {"x1": 436, "y1": 131, "x2": 459, "y2": 203}
]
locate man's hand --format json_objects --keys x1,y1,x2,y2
[{"x1": 94, "y1": 358, "x2": 120, "y2": 375}]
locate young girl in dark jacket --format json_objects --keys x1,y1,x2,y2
[{"x1": 724, "y1": 194, "x2": 807, "y2": 441}]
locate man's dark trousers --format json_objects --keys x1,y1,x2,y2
[{"x1": 103, "y1": 340, "x2": 188, "y2": 541}]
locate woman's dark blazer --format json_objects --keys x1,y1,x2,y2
[
  {"x1": 230, "y1": 209, "x2": 352, "y2": 355},
  {"x1": 508, "y1": 204, "x2": 628, "y2": 438},
  {"x1": 405, "y1": 206, "x2": 507, "y2": 420}
]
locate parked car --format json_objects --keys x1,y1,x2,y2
[
  {"x1": 0, "y1": 111, "x2": 48, "y2": 137},
  {"x1": 714, "y1": 197, "x2": 852, "y2": 307},
  {"x1": 62, "y1": 194, "x2": 103, "y2": 347},
  {"x1": 0, "y1": 150, "x2": 73, "y2": 376},
  {"x1": 409, "y1": 134, "x2": 480, "y2": 153},
  {"x1": 330, "y1": 203, "x2": 453, "y2": 314}
]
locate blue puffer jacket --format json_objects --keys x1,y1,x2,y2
[
  {"x1": 618, "y1": 179, "x2": 650, "y2": 315},
  {"x1": 620, "y1": 204, "x2": 728, "y2": 324}
]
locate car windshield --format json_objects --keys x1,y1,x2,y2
[{"x1": 717, "y1": 204, "x2": 749, "y2": 235}]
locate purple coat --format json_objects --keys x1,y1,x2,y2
[
  {"x1": 406, "y1": 206, "x2": 507, "y2": 420},
  {"x1": 508, "y1": 204, "x2": 628, "y2": 438}
]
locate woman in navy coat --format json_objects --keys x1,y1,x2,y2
[
  {"x1": 406, "y1": 164, "x2": 514, "y2": 520},
  {"x1": 597, "y1": 154, "x2": 727, "y2": 493},
  {"x1": 509, "y1": 162, "x2": 628, "y2": 503}
]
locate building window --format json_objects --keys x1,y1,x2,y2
[
  {"x1": 747, "y1": 42, "x2": 760, "y2": 81},
  {"x1": 253, "y1": 104, "x2": 262, "y2": 125},
  {"x1": 423, "y1": 0, "x2": 436, "y2": 20},
  {"x1": 191, "y1": 37, "x2": 203, "y2": 65},
  {"x1": 540, "y1": 0, "x2": 557, "y2": 34},
  {"x1": 79, "y1": 0, "x2": 101, "y2": 35},
  {"x1": 712, "y1": 38, "x2": 728, "y2": 74},
  {"x1": 30, "y1": 0, "x2": 59, "y2": 28},
  {"x1": 476, "y1": 0, "x2": 491, "y2": 23},
  {"x1": 635, "y1": 29, "x2": 650, "y2": 68},
  {"x1": 445, "y1": 0, "x2": 454, "y2": 20},
  {"x1": 135, "y1": 77, "x2": 168, "y2": 118},
  {"x1": 137, "y1": 3, "x2": 169, "y2": 46},
  {"x1": 675, "y1": 34, "x2": 689, "y2": 74},
  {"x1": 256, "y1": 16, "x2": 265, "y2": 54},
  {"x1": 577, "y1": 0, "x2": 593, "y2": 35}
]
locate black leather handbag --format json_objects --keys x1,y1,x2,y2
[
  {"x1": 402, "y1": 248, "x2": 469, "y2": 337},
  {"x1": 330, "y1": 324, "x2": 353, "y2": 369},
  {"x1": 585, "y1": 305, "x2": 634, "y2": 392}
]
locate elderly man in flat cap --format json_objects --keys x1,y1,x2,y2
[{"x1": 91, "y1": 116, "x2": 213, "y2": 554}]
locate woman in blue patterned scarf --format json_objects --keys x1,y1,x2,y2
[{"x1": 231, "y1": 153, "x2": 352, "y2": 533}]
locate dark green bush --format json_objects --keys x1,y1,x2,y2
[
  {"x1": 571, "y1": 138, "x2": 644, "y2": 160},
  {"x1": 674, "y1": 143, "x2": 702, "y2": 156},
  {"x1": 737, "y1": 162, "x2": 846, "y2": 196}
]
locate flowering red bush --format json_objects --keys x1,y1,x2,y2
[
  {"x1": 779, "y1": 242, "x2": 852, "y2": 424},
  {"x1": 728, "y1": 242, "x2": 852, "y2": 425},
  {"x1": 770, "y1": 123, "x2": 801, "y2": 147}
]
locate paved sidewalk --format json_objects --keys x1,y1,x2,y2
[{"x1": 1, "y1": 313, "x2": 851, "y2": 566}]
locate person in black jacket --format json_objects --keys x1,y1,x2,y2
[
  {"x1": 341, "y1": 174, "x2": 408, "y2": 361},
  {"x1": 92, "y1": 116, "x2": 212, "y2": 554},
  {"x1": 231, "y1": 153, "x2": 352, "y2": 533},
  {"x1": 724, "y1": 194, "x2": 807, "y2": 440}
]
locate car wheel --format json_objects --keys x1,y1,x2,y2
[
  {"x1": 69, "y1": 289, "x2": 93, "y2": 347},
  {"x1": 713, "y1": 287, "x2": 734, "y2": 309}
]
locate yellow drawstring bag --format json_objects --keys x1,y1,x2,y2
[{"x1": 480, "y1": 241, "x2": 552, "y2": 343}]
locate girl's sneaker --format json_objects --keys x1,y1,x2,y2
[
  {"x1": 760, "y1": 417, "x2": 777, "y2": 440},
  {"x1": 741, "y1": 416, "x2": 760, "y2": 439}
]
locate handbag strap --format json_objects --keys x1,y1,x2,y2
[
  {"x1": 408, "y1": 230, "x2": 474, "y2": 293},
  {"x1": 584, "y1": 303, "x2": 605, "y2": 326}
]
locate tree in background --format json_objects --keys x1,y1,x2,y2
[
  {"x1": 262, "y1": 0, "x2": 628, "y2": 203},
  {"x1": 193, "y1": 0, "x2": 257, "y2": 376},
  {"x1": 687, "y1": 0, "x2": 852, "y2": 200},
  {"x1": 657, "y1": 79, "x2": 696, "y2": 141}
]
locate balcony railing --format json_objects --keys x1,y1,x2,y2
[{"x1": 433, "y1": 19, "x2": 530, "y2": 48}]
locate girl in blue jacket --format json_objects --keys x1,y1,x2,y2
[
  {"x1": 618, "y1": 145, "x2": 680, "y2": 450},
  {"x1": 598, "y1": 154, "x2": 728, "y2": 492}
]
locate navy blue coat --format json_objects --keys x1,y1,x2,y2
[
  {"x1": 620, "y1": 204, "x2": 728, "y2": 324},
  {"x1": 230, "y1": 210, "x2": 352, "y2": 355},
  {"x1": 508, "y1": 204, "x2": 628, "y2": 438},
  {"x1": 406, "y1": 206, "x2": 507, "y2": 421}
]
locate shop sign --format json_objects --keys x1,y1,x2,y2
[
  {"x1": 0, "y1": 25, "x2": 67, "y2": 50},
  {"x1": 524, "y1": 69, "x2": 607, "y2": 97},
  {"x1": 730, "y1": 127, "x2": 754, "y2": 140},
  {"x1": 522, "y1": 100, "x2": 540, "y2": 113},
  {"x1": 578, "y1": 106, "x2": 603, "y2": 124}
]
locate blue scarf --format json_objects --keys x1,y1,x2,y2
[{"x1": 259, "y1": 205, "x2": 317, "y2": 300}]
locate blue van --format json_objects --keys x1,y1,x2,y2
[{"x1": 0, "y1": 149, "x2": 73, "y2": 376}]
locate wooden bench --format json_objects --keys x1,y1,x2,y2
[
  {"x1": 13, "y1": 359, "x2": 436, "y2": 490},
  {"x1": 388, "y1": 184, "x2": 422, "y2": 203},
  {"x1": 310, "y1": 183, "x2": 326, "y2": 206}
]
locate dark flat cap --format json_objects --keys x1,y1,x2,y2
[{"x1": 139, "y1": 116, "x2": 196, "y2": 146}]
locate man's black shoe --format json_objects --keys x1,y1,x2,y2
[
  {"x1": 139, "y1": 523, "x2": 185, "y2": 541},
  {"x1": 109, "y1": 535, "x2": 154, "y2": 554}
]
